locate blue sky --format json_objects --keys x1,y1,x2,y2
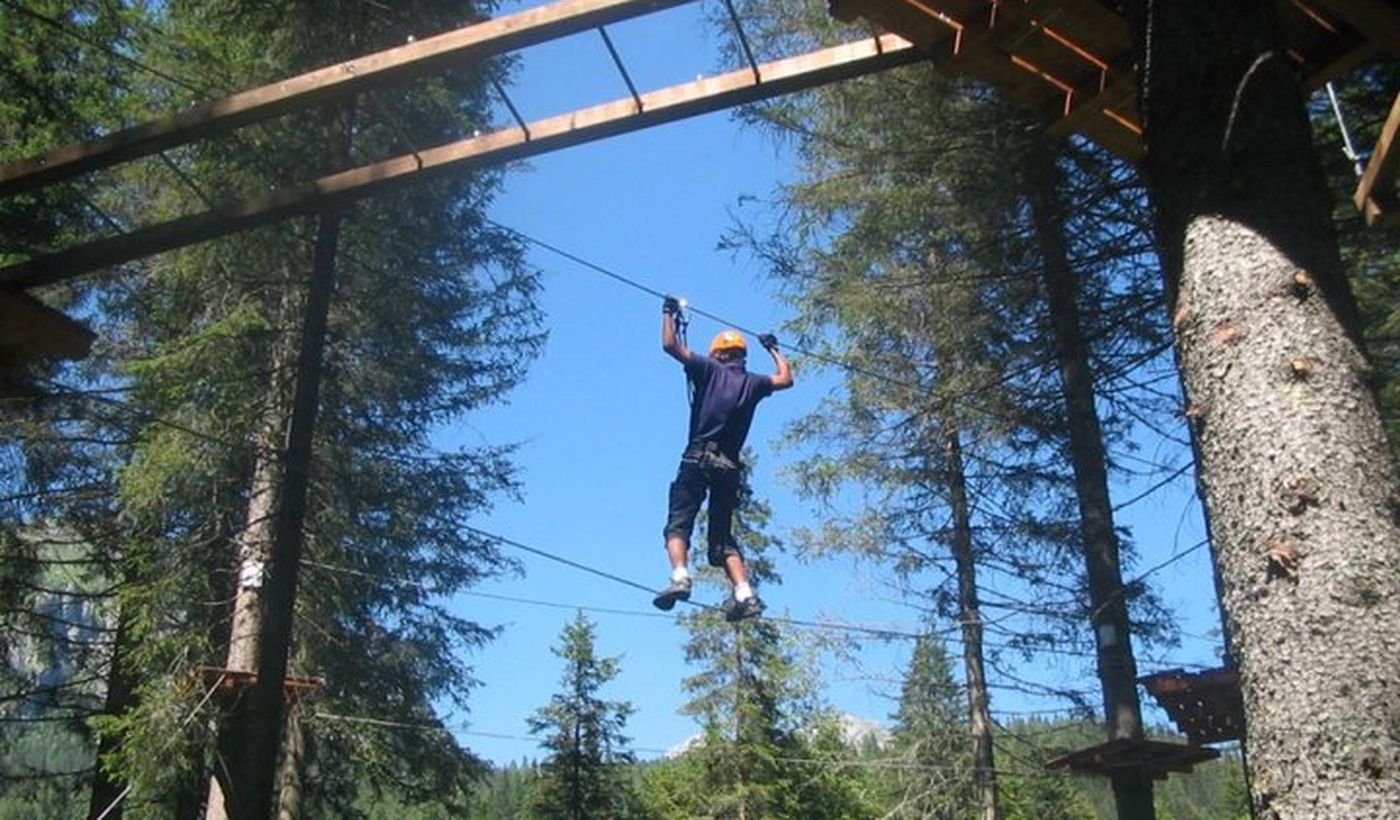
[{"x1": 436, "y1": 0, "x2": 1220, "y2": 767}]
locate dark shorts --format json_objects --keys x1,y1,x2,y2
[{"x1": 664, "y1": 441, "x2": 742, "y2": 567}]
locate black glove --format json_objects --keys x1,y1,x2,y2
[
  {"x1": 662, "y1": 296, "x2": 681, "y2": 315},
  {"x1": 758, "y1": 333, "x2": 778, "y2": 351}
]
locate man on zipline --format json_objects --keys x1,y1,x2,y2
[{"x1": 653, "y1": 296, "x2": 793, "y2": 621}]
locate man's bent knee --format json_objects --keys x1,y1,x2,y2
[{"x1": 706, "y1": 543, "x2": 741, "y2": 568}]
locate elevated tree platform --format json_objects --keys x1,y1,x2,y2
[
  {"x1": 1139, "y1": 666, "x2": 1245, "y2": 745},
  {"x1": 196, "y1": 666, "x2": 326, "y2": 704},
  {"x1": 1045, "y1": 737, "x2": 1221, "y2": 779},
  {"x1": 830, "y1": 0, "x2": 1400, "y2": 164}
]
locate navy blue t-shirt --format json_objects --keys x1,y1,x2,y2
[{"x1": 683, "y1": 354, "x2": 774, "y2": 461}]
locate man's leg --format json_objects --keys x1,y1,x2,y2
[
  {"x1": 721, "y1": 552, "x2": 749, "y2": 588},
  {"x1": 657, "y1": 462, "x2": 704, "y2": 611},
  {"x1": 706, "y1": 469, "x2": 764, "y2": 621},
  {"x1": 665, "y1": 534, "x2": 690, "y2": 575},
  {"x1": 704, "y1": 468, "x2": 740, "y2": 571}
]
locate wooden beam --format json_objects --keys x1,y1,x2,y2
[
  {"x1": 0, "y1": 291, "x2": 94, "y2": 364},
  {"x1": 1045, "y1": 69, "x2": 1142, "y2": 160},
  {"x1": 1315, "y1": 0, "x2": 1400, "y2": 52},
  {"x1": 0, "y1": 0, "x2": 698, "y2": 197},
  {"x1": 0, "y1": 35, "x2": 922, "y2": 289},
  {"x1": 834, "y1": 0, "x2": 1400, "y2": 165},
  {"x1": 1354, "y1": 92, "x2": 1400, "y2": 226}
]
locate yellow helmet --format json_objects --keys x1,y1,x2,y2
[{"x1": 709, "y1": 329, "x2": 747, "y2": 355}]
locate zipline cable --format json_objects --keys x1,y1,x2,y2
[
  {"x1": 303, "y1": 531, "x2": 1223, "y2": 668},
  {"x1": 482, "y1": 218, "x2": 933, "y2": 394},
  {"x1": 307, "y1": 710, "x2": 1097, "y2": 779},
  {"x1": 483, "y1": 218, "x2": 1191, "y2": 465},
  {"x1": 17, "y1": 379, "x2": 1214, "y2": 659}
]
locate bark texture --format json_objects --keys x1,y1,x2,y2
[
  {"x1": 942, "y1": 431, "x2": 1001, "y2": 820},
  {"x1": 1124, "y1": 2, "x2": 1400, "y2": 817}
]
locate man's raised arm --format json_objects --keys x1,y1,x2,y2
[
  {"x1": 661, "y1": 296, "x2": 690, "y2": 363},
  {"x1": 759, "y1": 334, "x2": 793, "y2": 390}
]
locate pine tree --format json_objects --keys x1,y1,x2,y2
[
  {"x1": 4, "y1": 1, "x2": 544, "y2": 816},
  {"x1": 718, "y1": 6, "x2": 1185, "y2": 820},
  {"x1": 886, "y1": 634, "x2": 976, "y2": 819},
  {"x1": 527, "y1": 611, "x2": 637, "y2": 820},
  {"x1": 662, "y1": 459, "x2": 878, "y2": 820}
]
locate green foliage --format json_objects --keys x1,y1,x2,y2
[
  {"x1": 464, "y1": 761, "x2": 542, "y2": 819},
  {"x1": 0, "y1": 0, "x2": 155, "y2": 263},
  {"x1": 527, "y1": 612, "x2": 639, "y2": 820},
  {"x1": 0, "y1": 722, "x2": 90, "y2": 820},
  {"x1": 636, "y1": 754, "x2": 706, "y2": 820},
  {"x1": 643, "y1": 464, "x2": 881, "y2": 820},
  {"x1": 4, "y1": 0, "x2": 543, "y2": 814}
]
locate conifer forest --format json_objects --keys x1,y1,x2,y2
[{"x1": 2, "y1": 1, "x2": 1397, "y2": 819}]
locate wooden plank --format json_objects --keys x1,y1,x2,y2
[
  {"x1": 847, "y1": 0, "x2": 1145, "y2": 157},
  {"x1": 1300, "y1": 39, "x2": 1380, "y2": 90},
  {"x1": 837, "y1": 0, "x2": 1399, "y2": 165},
  {"x1": 0, "y1": 35, "x2": 922, "y2": 289},
  {"x1": 0, "y1": 0, "x2": 698, "y2": 197},
  {"x1": 1024, "y1": 0, "x2": 1132, "y2": 56},
  {"x1": 1045, "y1": 69, "x2": 1142, "y2": 160},
  {"x1": 1354, "y1": 92, "x2": 1400, "y2": 225},
  {"x1": 833, "y1": 0, "x2": 960, "y2": 54}
]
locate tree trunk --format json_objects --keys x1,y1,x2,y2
[
  {"x1": 1122, "y1": 2, "x2": 1400, "y2": 817},
  {"x1": 205, "y1": 325, "x2": 293, "y2": 820},
  {"x1": 87, "y1": 607, "x2": 137, "y2": 820},
  {"x1": 274, "y1": 707, "x2": 307, "y2": 820},
  {"x1": 207, "y1": 207, "x2": 342, "y2": 820},
  {"x1": 225, "y1": 372, "x2": 292, "y2": 675},
  {"x1": 734, "y1": 627, "x2": 747, "y2": 820},
  {"x1": 942, "y1": 431, "x2": 1001, "y2": 820},
  {"x1": 1023, "y1": 135, "x2": 1156, "y2": 820}
]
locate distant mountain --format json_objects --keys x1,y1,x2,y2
[
  {"x1": 835, "y1": 713, "x2": 890, "y2": 748},
  {"x1": 663, "y1": 712, "x2": 890, "y2": 758}
]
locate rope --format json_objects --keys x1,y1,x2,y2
[
  {"x1": 303, "y1": 537, "x2": 1224, "y2": 669},
  {"x1": 307, "y1": 710, "x2": 1089, "y2": 779},
  {"x1": 1324, "y1": 82, "x2": 1367, "y2": 178}
]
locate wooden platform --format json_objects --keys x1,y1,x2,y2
[
  {"x1": 1045, "y1": 737, "x2": 1221, "y2": 779},
  {"x1": 196, "y1": 666, "x2": 327, "y2": 704},
  {"x1": 1140, "y1": 666, "x2": 1245, "y2": 745},
  {"x1": 831, "y1": 0, "x2": 1400, "y2": 163}
]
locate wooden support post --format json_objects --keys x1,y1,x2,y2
[
  {"x1": 1354, "y1": 92, "x2": 1400, "y2": 226},
  {"x1": 214, "y1": 208, "x2": 341, "y2": 820}
]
